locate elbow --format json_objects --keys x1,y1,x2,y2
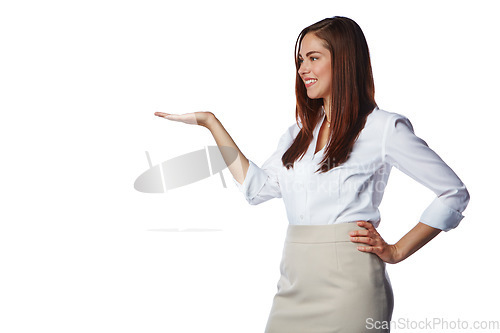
[
  {"x1": 453, "y1": 180, "x2": 470, "y2": 213},
  {"x1": 245, "y1": 197, "x2": 256, "y2": 205},
  {"x1": 461, "y1": 185, "x2": 470, "y2": 212},
  {"x1": 245, "y1": 193, "x2": 278, "y2": 206},
  {"x1": 422, "y1": 183, "x2": 470, "y2": 232},
  {"x1": 441, "y1": 182, "x2": 470, "y2": 214},
  {"x1": 245, "y1": 195, "x2": 262, "y2": 206}
]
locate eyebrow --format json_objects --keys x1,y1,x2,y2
[{"x1": 298, "y1": 51, "x2": 322, "y2": 58}]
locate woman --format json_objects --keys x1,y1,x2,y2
[{"x1": 154, "y1": 16, "x2": 469, "y2": 333}]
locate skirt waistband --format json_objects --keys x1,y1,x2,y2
[{"x1": 285, "y1": 222, "x2": 367, "y2": 243}]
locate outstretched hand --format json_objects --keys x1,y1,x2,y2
[
  {"x1": 154, "y1": 111, "x2": 214, "y2": 128},
  {"x1": 350, "y1": 221, "x2": 400, "y2": 264}
]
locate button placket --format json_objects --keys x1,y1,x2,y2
[{"x1": 301, "y1": 170, "x2": 310, "y2": 222}]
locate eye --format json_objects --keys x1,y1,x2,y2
[
  {"x1": 298, "y1": 58, "x2": 304, "y2": 64},
  {"x1": 311, "y1": 56, "x2": 318, "y2": 61}
]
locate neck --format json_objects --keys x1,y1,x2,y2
[{"x1": 323, "y1": 98, "x2": 332, "y2": 123}]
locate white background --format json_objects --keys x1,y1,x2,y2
[{"x1": 1, "y1": 0, "x2": 498, "y2": 332}]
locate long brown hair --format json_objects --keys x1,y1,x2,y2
[{"x1": 282, "y1": 16, "x2": 377, "y2": 173}]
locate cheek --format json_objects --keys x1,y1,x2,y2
[{"x1": 318, "y1": 63, "x2": 332, "y2": 81}]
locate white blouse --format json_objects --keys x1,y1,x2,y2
[{"x1": 232, "y1": 106, "x2": 469, "y2": 231}]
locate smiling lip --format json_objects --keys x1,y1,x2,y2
[{"x1": 304, "y1": 78, "x2": 318, "y2": 88}]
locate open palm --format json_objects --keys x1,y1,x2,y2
[{"x1": 154, "y1": 111, "x2": 213, "y2": 127}]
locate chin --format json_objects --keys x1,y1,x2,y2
[
  {"x1": 306, "y1": 88, "x2": 326, "y2": 100},
  {"x1": 307, "y1": 94, "x2": 322, "y2": 100}
]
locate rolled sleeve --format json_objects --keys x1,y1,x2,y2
[
  {"x1": 231, "y1": 123, "x2": 297, "y2": 205},
  {"x1": 383, "y1": 114, "x2": 470, "y2": 231},
  {"x1": 419, "y1": 195, "x2": 468, "y2": 231},
  {"x1": 232, "y1": 159, "x2": 271, "y2": 202}
]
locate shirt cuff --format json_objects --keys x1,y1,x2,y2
[
  {"x1": 231, "y1": 159, "x2": 268, "y2": 201},
  {"x1": 419, "y1": 197, "x2": 465, "y2": 232}
]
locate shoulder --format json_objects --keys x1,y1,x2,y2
[
  {"x1": 287, "y1": 121, "x2": 301, "y2": 137},
  {"x1": 281, "y1": 119, "x2": 301, "y2": 140},
  {"x1": 274, "y1": 120, "x2": 301, "y2": 149},
  {"x1": 368, "y1": 106, "x2": 413, "y2": 131},
  {"x1": 369, "y1": 106, "x2": 409, "y2": 123}
]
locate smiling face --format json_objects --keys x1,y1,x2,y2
[{"x1": 298, "y1": 33, "x2": 333, "y2": 104}]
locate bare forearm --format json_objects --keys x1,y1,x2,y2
[
  {"x1": 205, "y1": 114, "x2": 249, "y2": 185},
  {"x1": 393, "y1": 222, "x2": 442, "y2": 263}
]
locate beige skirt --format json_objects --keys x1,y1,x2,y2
[{"x1": 264, "y1": 222, "x2": 394, "y2": 333}]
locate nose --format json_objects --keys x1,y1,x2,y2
[{"x1": 298, "y1": 61, "x2": 310, "y2": 76}]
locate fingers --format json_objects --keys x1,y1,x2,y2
[
  {"x1": 357, "y1": 245, "x2": 383, "y2": 254},
  {"x1": 350, "y1": 236, "x2": 375, "y2": 245},
  {"x1": 350, "y1": 221, "x2": 379, "y2": 238},
  {"x1": 154, "y1": 112, "x2": 168, "y2": 119},
  {"x1": 153, "y1": 112, "x2": 199, "y2": 125},
  {"x1": 350, "y1": 221, "x2": 382, "y2": 248},
  {"x1": 155, "y1": 112, "x2": 180, "y2": 118},
  {"x1": 349, "y1": 221, "x2": 395, "y2": 263},
  {"x1": 349, "y1": 229, "x2": 369, "y2": 237},
  {"x1": 357, "y1": 245, "x2": 372, "y2": 252},
  {"x1": 357, "y1": 220, "x2": 374, "y2": 230}
]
